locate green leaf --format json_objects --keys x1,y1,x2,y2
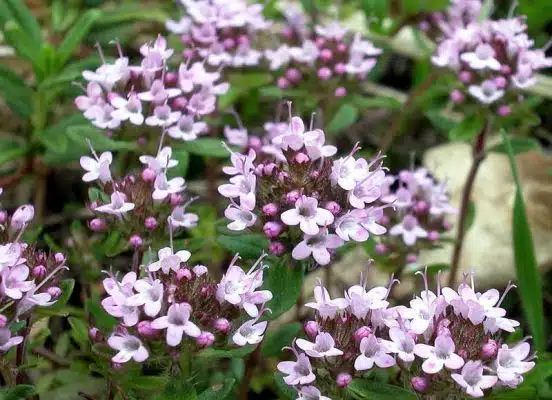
[
  {"x1": 404, "y1": 262, "x2": 450, "y2": 275},
  {"x1": 85, "y1": 298, "x2": 117, "y2": 332},
  {"x1": 3, "y1": 21, "x2": 39, "y2": 64},
  {"x1": 198, "y1": 345, "x2": 256, "y2": 359},
  {"x1": 347, "y1": 379, "x2": 417, "y2": 400},
  {"x1": 5, "y1": 0, "x2": 42, "y2": 44},
  {"x1": 0, "y1": 138, "x2": 26, "y2": 164},
  {"x1": 154, "y1": 378, "x2": 198, "y2": 400},
  {"x1": 264, "y1": 258, "x2": 304, "y2": 319},
  {"x1": 93, "y1": 5, "x2": 168, "y2": 26},
  {"x1": 258, "y1": 86, "x2": 309, "y2": 99},
  {"x1": 261, "y1": 323, "x2": 301, "y2": 357},
  {"x1": 180, "y1": 138, "x2": 229, "y2": 158},
  {"x1": 66, "y1": 125, "x2": 136, "y2": 152},
  {"x1": 488, "y1": 137, "x2": 540, "y2": 155},
  {"x1": 326, "y1": 103, "x2": 359, "y2": 135},
  {"x1": 102, "y1": 231, "x2": 129, "y2": 257},
  {"x1": 361, "y1": 0, "x2": 389, "y2": 18},
  {"x1": 0, "y1": 384, "x2": 36, "y2": 400},
  {"x1": 425, "y1": 110, "x2": 458, "y2": 133},
  {"x1": 37, "y1": 279, "x2": 75, "y2": 317},
  {"x1": 501, "y1": 129, "x2": 545, "y2": 353},
  {"x1": 121, "y1": 376, "x2": 169, "y2": 391},
  {"x1": 68, "y1": 317, "x2": 89, "y2": 349},
  {"x1": 197, "y1": 378, "x2": 235, "y2": 400},
  {"x1": 57, "y1": 10, "x2": 102, "y2": 67},
  {"x1": 0, "y1": 65, "x2": 32, "y2": 117},
  {"x1": 216, "y1": 234, "x2": 268, "y2": 259},
  {"x1": 172, "y1": 149, "x2": 190, "y2": 178},
  {"x1": 350, "y1": 95, "x2": 402, "y2": 110},
  {"x1": 274, "y1": 373, "x2": 296, "y2": 399},
  {"x1": 448, "y1": 114, "x2": 485, "y2": 141},
  {"x1": 219, "y1": 72, "x2": 272, "y2": 109}
]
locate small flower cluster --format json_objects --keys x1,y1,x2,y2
[
  {"x1": 373, "y1": 167, "x2": 456, "y2": 265},
  {"x1": 166, "y1": 0, "x2": 270, "y2": 68},
  {"x1": 432, "y1": 12, "x2": 552, "y2": 113},
  {"x1": 419, "y1": 0, "x2": 482, "y2": 38},
  {"x1": 277, "y1": 270, "x2": 534, "y2": 399},
  {"x1": 0, "y1": 193, "x2": 68, "y2": 353},
  {"x1": 76, "y1": 36, "x2": 228, "y2": 142},
  {"x1": 99, "y1": 244, "x2": 273, "y2": 364},
  {"x1": 81, "y1": 142, "x2": 198, "y2": 248},
  {"x1": 218, "y1": 113, "x2": 389, "y2": 266},
  {"x1": 265, "y1": 7, "x2": 381, "y2": 98}
]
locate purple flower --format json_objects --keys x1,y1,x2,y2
[
  {"x1": 170, "y1": 206, "x2": 199, "y2": 229},
  {"x1": 315, "y1": 22, "x2": 347, "y2": 40},
  {"x1": 224, "y1": 203, "x2": 257, "y2": 231},
  {"x1": 305, "y1": 283, "x2": 348, "y2": 319},
  {"x1": 232, "y1": 317, "x2": 267, "y2": 346},
  {"x1": 389, "y1": 214, "x2": 428, "y2": 246},
  {"x1": 152, "y1": 173, "x2": 186, "y2": 201},
  {"x1": 94, "y1": 191, "x2": 135, "y2": 215},
  {"x1": 224, "y1": 126, "x2": 248, "y2": 148},
  {"x1": 461, "y1": 43, "x2": 501, "y2": 70},
  {"x1": 107, "y1": 333, "x2": 149, "y2": 363},
  {"x1": 354, "y1": 334, "x2": 396, "y2": 371},
  {"x1": 0, "y1": 328, "x2": 23, "y2": 352},
  {"x1": 80, "y1": 151, "x2": 112, "y2": 183},
  {"x1": 110, "y1": 94, "x2": 144, "y2": 125},
  {"x1": 168, "y1": 115, "x2": 208, "y2": 141},
  {"x1": 277, "y1": 350, "x2": 316, "y2": 385},
  {"x1": 291, "y1": 228, "x2": 343, "y2": 265},
  {"x1": 139, "y1": 147, "x2": 178, "y2": 174},
  {"x1": 223, "y1": 148, "x2": 256, "y2": 176},
  {"x1": 496, "y1": 341, "x2": 535, "y2": 387},
  {"x1": 290, "y1": 40, "x2": 319, "y2": 65},
  {"x1": 281, "y1": 196, "x2": 334, "y2": 235},
  {"x1": 349, "y1": 169, "x2": 386, "y2": 209},
  {"x1": 272, "y1": 116, "x2": 307, "y2": 151},
  {"x1": 344, "y1": 284, "x2": 389, "y2": 319},
  {"x1": 331, "y1": 156, "x2": 370, "y2": 191},
  {"x1": 145, "y1": 104, "x2": 181, "y2": 127},
  {"x1": 296, "y1": 386, "x2": 331, "y2": 400},
  {"x1": 75, "y1": 82, "x2": 104, "y2": 116},
  {"x1": 452, "y1": 360, "x2": 498, "y2": 397},
  {"x1": 148, "y1": 247, "x2": 191, "y2": 274},
  {"x1": 414, "y1": 334, "x2": 465, "y2": 374},
  {"x1": 265, "y1": 45, "x2": 292, "y2": 70},
  {"x1": 138, "y1": 79, "x2": 181, "y2": 104},
  {"x1": 0, "y1": 265, "x2": 33, "y2": 299},
  {"x1": 303, "y1": 129, "x2": 337, "y2": 160},
  {"x1": 0, "y1": 243, "x2": 26, "y2": 271},
  {"x1": 82, "y1": 57, "x2": 129, "y2": 91},
  {"x1": 127, "y1": 278, "x2": 164, "y2": 317},
  {"x1": 468, "y1": 80, "x2": 504, "y2": 104},
  {"x1": 151, "y1": 302, "x2": 201, "y2": 346},
  {"x1": 388, "y1": 327, "x2": 416, "y2": 363},
  {"x1": 335, "y1": 210, "x2": 371, "y2": 242},
  {"x1": 296, "y1": 332, "x2": 343, "y2": 358},
  {"x1": 139, "y1": 35, "x2": 173, "y2": 61},
  {"x1": 218, "y1": 173, "x2": 256, "y2": 210},
  {"x1": 10, "y1": 205, "x2": 35, "y2": 231}
]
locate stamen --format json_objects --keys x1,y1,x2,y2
[
  {"x1": 71, "y1": 81, "x2": 87, "y2": 92},
  {"x1": 228, "y1": 109, "x2": 245, "y2": 131},
  {"x1": 415, "y1": 266, "x2": 429, "y2": 297},
  {"x1": 497, "y1": 281, "x2": 517, "y2": 307},
  {"x1": 436, "y1": 270, "x2": 442, "y2": 295},
  {"x1": 168, "y1": 216, "x2": 174, "y2": 250},
  {"x1": 94, "y1": 42, "x2": 106, "y2": 64},
  {"x1": 543, "y1": 37, "x2": 552, "y2": 52},
  {"x1": 86, "y1": 138, "x2": 100, "y2": 161},
  {"x1": 507, "y1": 0, "x2": 518, "y2": 18},
  {"x1": 247, "y1": 251, "x2": 268, "y2": 274},
  {"x1": 309, "y1": 112, "x2": 316, "y2": 131},
  {"x1": 157, "y1": 128, "x2": 168, "y2": 155},
  {"x1": 34, "y1": 265, "x2": 70, "y2": 292},
  {"x1": 228, "y1": 253, "x2": 241, "y2": 268},
  {"x1": 286, "y1": 101, "x2": 293, "y2": 124},
  {"x1": 385, "y1": 274, "x2": 400, "y2": 300}
]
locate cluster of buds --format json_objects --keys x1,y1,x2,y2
[
  {"x1": 166, "y1": 0, "x2": 270, "y2": 68},
  {"x1": 265, "y1": 6, "x2": 381, "y2": 98},
  {"x1": 418, "y1": 0, "x2": 482, "y2": 38},
  {"x1": 75, "y1": 35, "x2": 228, "y2": 142},
  {"x1": 372, "y1": 167, "x2": 456, "y2": 266},
  {"x1": 99, "y1": 239, "x2": 273, "y2": 364},
  {"x1": 431, "y1": 10, "x2": 552, "y2": 114},
  {"x1": 0, "y1": 192, "x2": 68, "y2": 353},
  {"x1": 81, "y1": 141, "x2": 198, "y2": 249},
  {"x1": 218, "y1": 112, "x2": 389, "y2": 266},
  {"x1": 278, "y1": 269, "x2": 534, "y2": 399}
]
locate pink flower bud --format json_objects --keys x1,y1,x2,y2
[
  {"x1": 0, "y1": 211, "x2": 7, "y2": 224},
  {"x1": 458, "y1": 348, "x2": 468, "y2": 359},
  {"x1": 459, "y1": 71, "x2": 472, "y2": 83},
  {"x1": 214, "y1": 318, "x2": 231, "y2": 333},
  {"x1": 112, "y1": 362, "x2": 123, "y2": 370},
  {"x1": 450, "y1": 89, "x2": 464, "y2": 103},
  {"x1": 106, "y1": 92, "x2": 120, "y2": 103},
  {"x1": 277, "y1": 77, "x2": 290, "y2": 89},
  {"x1": 223, "y1": 38, "x2": 236, "y2": 49},
  {"x1": 310, "y1": 170, "x2": 320, "y2": 179},
  {"x1": 278, "y1": 171, "x2": 289, "y2": 182},
  {"x1": 89, "y1": 327, "x2": 103, "y2": 342},
  {"x1": 269, "y1": 241, "x2": 285, "y2": 256},
  {"x1": 315, "y1": 38, "x2": 325, "y2": 48},
  {"x1": 145, "y1": 216, "x2": 157, "y2": 230},
  {"x1": 164, "y1": 72, "x2": 177, "y2": 85},
  {"x1": 428, "y1": 231, "x2": 439, "y2": 241},
  {"x1": 248, "y1": 136, "x2": 262, "y2": 152},
  {"x1": 263, "y1": 163, "x2": 277, "y2": 176},
  {"x1": 285, "y1": 68, "x2": 302, "y2": 84},
  {"x1": 497, "y1": 105, "x2": 511, "y2": 117},
  {"x1": 172, "y1": 96, "x2": 188, "y2": 110},
  {"x1": 32, "y1": 265, "x2": 47, "y2": 279},
  {"x1": 501, "y1": 65, "x2": 511, "y2": 75},
  {"x1": 334, "y1": 63, "x2": 346, "y2": 74},
  {"x1": 137, "y1": 136, "x2": 147, "y2": 146},
  {"x1": 304, "y1": 321, "x2": 319, "y2": 339},
  {"x1": 411, "y1": 376, "x2": 428, "y2": 392},
  {"x1": 481, "y1": 339, "x2": 498, "y2": 358},
  {"x1": 263, "y1": 203, "x2": 279, "y2": 216},
  {"x1": 254, "y1": 164, "x2": 265, "y2": 176},
  {"x1": 11, "y1": 205, "x2": 34, "y2": 230},
  {"x1": 375, "y1": 243, "x2": 388, "y2": 255},
  {"x1": 137, "y1": 320, "x2": 158, "y2": 338},
  {"x1": 196, "y1": 331, "x2": 215, "y2": 347},
  {"x1": 0, "y1": 314, "x2": 7, "y2": 328},
  {"x1": 264, "y1": 222, "x2": 283, "y2": 239},
  {"x1": 320, "y1": 48, "x2": 333, "y2": 62},
  {"x1": 414, "y1": 201, "x2": 429, "y2": 214},
  {"x1": 494, "y1": 76, "x2": 507, "y2": 89},
  {"x1": 337, "y1": 43, "x2": 347, "y2": 53},
  {"x1": 379, "y1": 215, "x2": 390, "y2": 225},
  {"x1": 200, "y1": 285, "x2": 213, "y2": 297},
  {"x1": 47, "y1": 286, "x2": 62, "y2": 298},
  {"x1": 281, "y1": 26, "x2": 293, "y2": 40},
  {"x1": 129, "y1": 234, "x2": 143, "y2": 248},
  {"x1": 325, "y1": 201, "x2": 341, "y2": 215},
  {"x1": 237, "y1": 35, "x2": 249, "y2": 46},
  {"x1": 354, "y1": 326, "x2": 372, "y2": 343},
  {"x1": 286, "y1": 190, "x2": 300, "y2": 205},
  {"x1": 295, "y1": 152, "x2": 309, "y2": 164},
  {"x1": 54, "y1": 252, "x2": 65, "y2": 264},
  {"x1": 336, "y1": 373, "x2": 352, "y2": 388},
  {"x1": 317, "y1": 67, "x2": 332, "y2": 81},
  {"x1": 170, "y1": 194, "x2": 184, "y2": 206},
  {"x1": 89, "y1": 218, "x2": 106, "y2": 232},
  {"x1": 176, "y1": 268, "x2": 192, "y2": 281},
  {"x1": 192, "y1": 265, "x2": 207, "y2": 277},
  {"x1": 183, "y1": 49, "x2": 195, "y2": 59},
  {"x1": 141, "y1": 168, "x2": 156, "y2": 182},
  {"x1": 334, "y1": 87, "x2": 347, "y2": 98}
]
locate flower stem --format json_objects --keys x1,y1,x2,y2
[
  {"x1": 448, "y1": 117, "x2": 491, "y2": 286},
  {"x1": 238, "y1": 345, "x2": 262, "y2": 400}
]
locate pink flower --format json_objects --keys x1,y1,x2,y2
[
  {"x1": 389, "y1": 214, "x2": 428, "y2": 246},
  {"x1": 222, "y1": 149, "x2": 256, "y2": 176},
  {"x1": 272, "y1": 116, "x2": 307, "y2": 151},
  {"x1": 349, "y1": 170, "x2": 386, "y2": 209},
  {"x1": 296, "y1": 332, "x2": 343, "y2": 358},
  {"x1": 110, "y1": 94, "x2": 144, "y2": 125},
  {"x1": 452, "y1": 360, "x2": 498, "y2": 397},
  {"x1": 224, "y1": 203, "x2": 257, "y2": 231},
  {"x1": 127, "y1": 278, "x2": 164, "y2": 317},
  {"x1": 460, "y1": 43, "x2": 501, "y2": 70},
  {"x1": 107, "y1": 333, "x2": 149, "y2": 363},
  {"x1": 94, "y1": 191, "x2": 135, "y2": 215},
  {"x1": 414, "y1": 334, "x2": 465, "y2": 374},
  {"x1": 296, "y1": 386, "x2": 330, "y2": 400},
  {"x1": 151, "y1": 303, "x2": 201, "y2": 346},
  {"x1": 101, "y1": 292, "x2": 139, "y2": 327},
  {"x1": 80, "y1": 151, "x2": 112, "y2": 183},
  {"x1": 468, "y1": 80, "x2": 504, "y2": 104},
  {"x1": 496, "y1": 341, "x2": 535, "y2": 387},
  {"x1": 304, "y1": 129, "x2": 337, "y2": 160},
  {"x1": 145, "y1": 104, "x2": 181, "y2": 127},
  {"x1": 138, "y1": 79, "x2": 181, "y2": 103},
  {"x1": 281, "y1": 196, "x2": 334, "y2": 235},
  {"x1": 354, "y1": 334, "x2": 396, "y2": 371},
  {"x1": 139, "y1": 147, "x2": 178, "y2": 174},
  {"x1": 291, "y1": 228, "x2": 343, "y2": 265},
  {"x1": 152, "y1": 173, "x2": 186, "y2": 201},
  {"x1": 277, "y1": 350, "x2": 316, "y2": 385},
  {"x1": 224, "y1": 126, "x2": 248, "y2": 148},
  {"x1": 0, "y1": 265, "x2": 33, "y2": 299},
  {"x1": 265, "y1": 45, "x2": 292, "y2": 70},
  {"x1": 75, "y1": 82, "x2": 104, "y2": 116},
  {"x1": 305, "y1": 283, "x2": 348, "y2": 319},
  {"x1": 331, "y1": 156, "x2": 369, "y2": 191},
  {"x1": 170, "y1": 206, "x2": 199, "y2": 229},
  {"x1": 10, "y1": 205, "x2": 35, "y2": 231},
  {"x1": 388, "y1": 327, "x2": 416, "y2": 363},
  {"x1": 0, "y1": 328, "x2": 23, "y2": 352},
  {"x1": 218, "y1": 173, "x2": 256, "y2": 210},
  {"x1": 344, "y1": 284, "x2": 389, "y2": 319},
  {"x1": 148, "y1": 247, "x2": 191, "y2": 274},
  {"x1": 232, "y1": 316, "x2": 267, "y2": 346}
]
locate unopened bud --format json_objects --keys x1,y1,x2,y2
[
  {"x1": 317, "y1": 67, "x2": 332, "y2": 81},
  {"x1": 47, "y1": 286, "x2": 62, "y2": 298},
  {"x1": 375, "y1": 243, "x2": 388, "y2": 255},
  {"x1": 450, "y1": 89, "x2": 465, "y2": 103},
  {"x1": 141, "y1": 168, "x2": 156, "y2": 182},
  {"x1": 0, "y1": 211, "x2": 7, "y2": 224},
  {"x1": 196, "y1": 331, "x2": 215, "y2": 347},
  {"x1": 264, "y1": 222, "x2": 283, "y2": 239},
  {"x1": 411, "y1": 376, "x2": 428, "y2": 392},
  {"x1": 325, "y1": 201, "x2": 341, "y2": 215},
  {"x1": 277, "y1": 77, "x2": 290, "y2": 89},
  {"x1": 336, "y1": 373, "x2": 352, "y2": 388},
  {"x1": 268, "y1": 241, "x2": 285, "y2": 256},
  {"x1": 459, "y1": 71, "x2": 472, "y2": 83},
  {"x1": 32, "y1": 265, "x2": 47, "y2": 279},
  {"x1": 285, "y1": 190, "x2": 300, "y2": 205},
  {"x1": 54, "y1": 252, "x2": 65, "y2": 264},
  {"x1": 89, "y1": 327, "x2": 103, "y2": 342},
  {"x1": 11, "y1": 205, "x2": 34, "y2": 230},
  {"x1": 334, "y1": 87, "x2": 347, "y2": 98},
  {"x1": 0, "y1": 315, "x2": 7, "y2": 328},
  {"x1": 295, "y1": 152, "x2": 309, "y2": 164},
  {"x1": 320, "y1": 48, "x2": 333, "y2": 62},
  {"x1": 285, "y1": 68, "x2": 302, "y2": 84},
  {"x1": 304, "y1": 321, "x2": 319, "y2": 339},
  {"x1": 481, "y1": 339, "x2": 498, "y2": 358},
  {"x1": 406, "y1": 253, "x2": 417, "y2": 263},
  {"x1": 176, "y1": 268, "x2": 192, "y2": 281},
  {"x1": 145, "y1": 216, "x2": 158, "y2": 230},
  {"x1": 334, "y1": 63, "x2": 346, "y2": 74},
  {"x1": 170, "y1": 194, "x2": 183, "y2": 206},
  {"x1": 214, "y1": 318, "x2": 230, "y2": 333},
  {"x1": 497, "y1": 105, "x2": 511, "y2": 117},
  {"x1": 428, "y1": 231, "x2": 439, "y2": 241},
  {"x1": 129, "y1": 234, "x2": 143, "y2": 248},
  {"x1": 137, "y1": 320, "x2": 159, "y2": 338},
  {"x1": 193, "y1": 265, "x2": 208, "y2": 277},
  {"x1": 353, "y1": 326, "x2": 372, "y2": 343},
  {"x1": 89, "y1": 218, "x2": 106, "y2": 232},
  {"x1": 263, "y1": 203, "x2": 278, "y2": 217}
]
